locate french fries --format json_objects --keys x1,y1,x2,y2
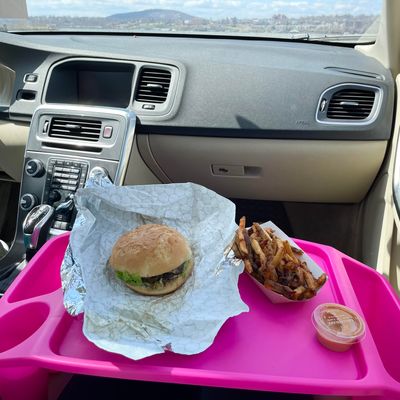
[
  {"x1": 236, "y1": 216, "x2": 249, "y2": 257},
  {"x1": 234, "y1": 217, "x2": 327, "y2": 301}
]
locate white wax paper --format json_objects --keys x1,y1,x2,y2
[{"x1": 61, "y1": 182, "x2": 248, "y2": 360}]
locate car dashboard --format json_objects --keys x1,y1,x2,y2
[{"x1": 0, "y1": 32, "x2": 394, "y2": 236}]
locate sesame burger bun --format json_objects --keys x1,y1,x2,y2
[{"x1": 110, "y1": 224, "x2": 193, "y2": 295}]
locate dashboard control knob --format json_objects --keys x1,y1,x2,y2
[
  {"x1": 25, "y1": 159, "x2": 45, "y2": 177},
  {"x1": 48, "y1": 190, "x2": 61, "y2": 205},
  {"x1": 20, "y1": 193, "x2": 39, "y2": 211}
]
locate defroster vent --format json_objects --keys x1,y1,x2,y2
[
  {"x1": 48, "y1": 118, "x2": 102, "y2": 142},
  {"x1": 135, "y1": 68, "x2": 171, "y2": 104},
  {"x1": 327, "y1": 89, "x2": 376, "y2": 120}
]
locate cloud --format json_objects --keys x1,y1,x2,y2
[
  {"x1": 271, "y1": 1, "x2": 309, "y2": 6},
  {"x1": 26, "y1": 0, "x2": 382, "y2": 18},
  {"x1": 333, "y1": 3, "x2": 353, "y2": 11}
]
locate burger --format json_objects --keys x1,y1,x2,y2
[{"x1": 109, "y1": 224, "x2": 194, "y2": 295}]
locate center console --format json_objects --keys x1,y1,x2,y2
[
  {"x1": 0, "y1": 104, "x2": 136, "y2": 277},
  {"x1": 22, "y1": 157, "x2": 89, "y2": 231},
  {"x1": 21, "y1": 104, "x2": 136, "y2": 232}
]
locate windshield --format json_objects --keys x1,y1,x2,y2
[{"x1": 0, "y1": 0, "x2": 382, "y2": 44}]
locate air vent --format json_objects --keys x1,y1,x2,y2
[
  {"x1": 327, "y1": 89, "x2": 375, "y2": 120},
  {"x1": 48, "y1": 118, "x2": 102, "y2": 142},
  {"x1": 135, "y1": 68, "x2": 171, "y2": 104}
]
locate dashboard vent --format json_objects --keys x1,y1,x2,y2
[
  {"x1": 135, "y1": 68, "x2": 171, "y2": 104},
  {"x1": 48, "y1": 118, "x2": 102, "y2": 142},
  {"x1": 327, "y1": 89, "x2": 375, "y2": 120}
]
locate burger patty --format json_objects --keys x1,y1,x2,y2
[
  {"x1": 142, "y1": 262, "x2": 186, "y2": 285},
  {"x1": 114, "y1": 259, "x2": 191, "y2": 288}
]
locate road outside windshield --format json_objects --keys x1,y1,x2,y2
[{"x1": 0, "y1": 0, "x2": 382, "y2": 44}]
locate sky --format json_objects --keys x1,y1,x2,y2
[{"x1": 26, "y1": 0, "x2": 382, "y2": 18}]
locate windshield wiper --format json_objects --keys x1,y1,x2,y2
[
  {"x1": 291, "y1": 33, "x2": 310, "y2": 40},
  {"x1": 290, "y1": 33, "x2": 375, "y2": 44}
]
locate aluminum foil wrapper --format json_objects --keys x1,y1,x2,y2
[
  {"x1": 61, "y1": 168, "x2": 113, "y2": 315},
  {"x1": 61, "y1": 179, "x2": 248, "y2": 360}
]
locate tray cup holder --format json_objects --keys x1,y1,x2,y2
[
  {"x1": 343, "y1": 257, "x2": 400, "y2": 383},
  {"x1": 0, "y1": 302, "x2": 50, "y2": 353},
  {"x1": 7, "y1": 239, "x2": 66, "y2": 303}
]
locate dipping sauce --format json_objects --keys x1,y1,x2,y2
[{"x1": 312, "y1": 303, "x2": 365, "y2": 352}]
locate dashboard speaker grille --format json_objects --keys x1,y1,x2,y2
[
  {"x1": 48, "y1": 117, "x2": 102, "y2": 142},
  {"x1": 327, "y1": 89, "x2": 375, "y2": 120},
  {"x1": 135, "y1": 68, "x2": 171, "y2": 104}
]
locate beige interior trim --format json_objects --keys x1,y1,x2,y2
[
  {"x1": 359, "y1": 172, "x2": 388, "y2": 268},
  {"x1": 357, "y1": 0, "x2": 400, "y2": 76},
  {"x1": 0, "y1": 64, "x2": 15, "y2": 108},
  {"x1": 0, "y1": 120, "x2": 29, "y2": 181},
  {"x1": 136, "y1": 134, "x2": 171, "y2": 183},
  {"x1": 388, "y1": 224, "x2": 400, "y2": 294},
  {"x1": 123, "y1": 137, "x2": 162, "y2": 185},
  {"x1": 0, "y1": 0, "x2": 28, "y2": 19},
  {"x1": 374, "y1": 74, "x2": 400, "y2": 293},
  {"x1": 140, "y1": 134, "x2": 387, "y2": 203}
]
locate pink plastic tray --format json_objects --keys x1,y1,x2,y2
[{"x1": 0, "y1": 233, "x2": 400, "y2": 400}]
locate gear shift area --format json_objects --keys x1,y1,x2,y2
[{"x1": 23, "y1": 205, "x2": 55, "y2": 261}]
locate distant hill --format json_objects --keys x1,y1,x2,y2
[{"x1": 107, "y1": 9, "x2": 201, "y2": 22}]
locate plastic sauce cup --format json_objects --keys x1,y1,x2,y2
[{"x1": 312, "y1": 303, "x2": 365, "y2": 352}]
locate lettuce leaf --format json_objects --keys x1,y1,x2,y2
[{"x1": 115, "y1": 270, "x2": 143, "y2": 286}]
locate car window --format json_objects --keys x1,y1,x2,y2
[{"x1": 0, "y1": 0, "x2": 382, "y2": 44}]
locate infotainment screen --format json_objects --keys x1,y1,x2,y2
[
  {"x1": 45, "y1": 60, "x2": 134, "y2": 108},
  {"x1": 78, "y1": 70, "x2": 132, "y2": 107}
]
